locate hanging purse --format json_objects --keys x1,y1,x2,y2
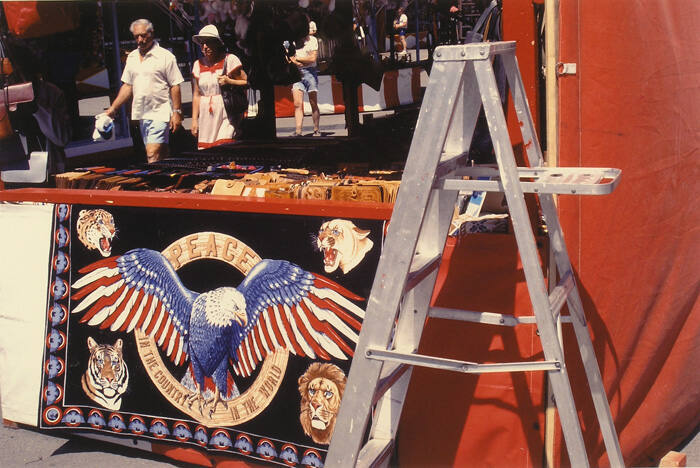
[
  {"x1": 0, "y1": 81, "x2": 34, "y2": 107},
  {"x1": 220, "y1": 54, "x2": 248, "y2": 124}
]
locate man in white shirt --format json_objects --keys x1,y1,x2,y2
[
  {"x1": 106, "y1": 19, "x2": 184, "y2": 163},
  {"x1": 290, "y1": 21, "x2": 320, "y2": 136}
]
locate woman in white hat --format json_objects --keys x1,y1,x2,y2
[{"x1": 191, "y1": 24, "x2": 247, "y2": 149}]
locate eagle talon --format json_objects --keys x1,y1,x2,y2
[
  {"x1": 184, "y1": 388, "x2": 207, "y2": 415},
  {"x1": 204, "y1": 388, "x2": 228, "y2": 416}
]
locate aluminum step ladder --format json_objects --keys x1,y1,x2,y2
[{"x1": 326, "y1": 41, "x2": 624, "y2": 468}]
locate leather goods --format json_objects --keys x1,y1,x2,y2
[
  {"x1": 331, "y1": 184, "x2": 383, "y2": 203},
  {"x1": 301, "y1": 181, "x2": 335, "y2": 200},
  {"x1": 263, "y1": 183, "x2": 295, "y2": 199},
  {"x1": 211, "y1": 179, "x2": 245, "y2": 196}
]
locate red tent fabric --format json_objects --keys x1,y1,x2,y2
[
  {"x1": 557, "y1": 1, "x2": 700, "y2": 466},
  {"x1": 398, "y1": 1, "x2": 699, "y2": 466},
  {"x1": 2, "y1": 1, "x2": 79, "y2": 39}
]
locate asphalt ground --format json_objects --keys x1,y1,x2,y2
[{"x1": 1, "y1": 399, "x2": 697, "y2": 467}]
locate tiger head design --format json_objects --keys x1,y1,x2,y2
[
  {"x1": 316, "y1": 219, "x2": 373, "y2": 274},
  {"x1": 298, "y1": 362, "x2": 346, "y2": 445},
  {"x1": 77, "y1": 209, "x2": 116, "y2": 257},
  {"x1": 81, "y1": 337, "x2": 129, "y2": 411}
]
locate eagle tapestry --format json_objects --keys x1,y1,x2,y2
[{"x1": 38, "y1": 203, "x2": 385, "y2": 466}]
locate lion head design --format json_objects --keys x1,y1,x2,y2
[
  {"x1": 298, "y1": 362, "x2": 346, "y2": 445},
  {"x1": 316, "y1": 219, "x2": 373, "y2": 274},
  {"x1": 77, "y1": 209, "x2": 116, "y2": 257}
]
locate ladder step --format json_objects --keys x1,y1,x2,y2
[
  {"x1": 373, "y1": 363, "x2": 410, "y2": 406},
  {"x1": 430, "y1": 307, "x2": 521, "y2": 326},
  {"x1": 357, "y1": 438, "x2": 394, "y2": 468},
  {"x1": 429, "y1": 307, "x2": 573, "y2": 325},
  {"x1": 549, "y1": 271, "x2": 575, "y2": 320},
  {"x1": 436, "y1": 151, "x2": 469, "y2": 180},
  {"x1": 405, "y1": 253, "x2": 442, "y2": 292},
  {"x1": 440, "y1": 166, "x2": 621, "y2": 195},
  {"x1": 366, "y1": 348, "x2": 561, "y2": 373}
]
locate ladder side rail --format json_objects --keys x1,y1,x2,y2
[
  {"x1": 326, "y1": 59, "x2": 469, "y2": 467},
  {"x1": 474, "y1": 56, "x2": 591, "y2": 468},
  {"x1": 501, "y1": 52, "x2": 546, "y2": 167},
  {"x1": 537, "y1": 194, "x2": 626, "y2": 467},
  {"x1": 506, "y1": 41, "x2": 624, "y2": 467},
  {"x1": 569, "y1": 302, "x2": 625, "y2": 468}
]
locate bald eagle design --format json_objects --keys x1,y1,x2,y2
[{"x1": 71, "y1": 248, "x2": 364, "y2": 414}]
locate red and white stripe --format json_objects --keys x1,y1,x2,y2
[
  {"x1": 268, "y1": 67, "x2": 423, "y2": 118},
  {"x1": 232, "y1": 282, "x2": 364, "y2": 378},
  {"x1": 72, "y1": 259, "x2": 189, "y2": 365}
]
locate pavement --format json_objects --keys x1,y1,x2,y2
[
  {"x1": 1, "y1": 401, "x2": 697, "y2": 467},
  {"x1": 0, "y1": 392, "x2": 186, "y2": 467},
  {"x1": 0, "y1": 422, "x2": 185, "y2": 467}
]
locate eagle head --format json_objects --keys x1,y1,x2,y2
[{"x1": 203, "y1": 288, "x2": 248, "y2": 328}]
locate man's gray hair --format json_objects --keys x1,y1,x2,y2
[{"x1": 129, "y1": 19, "x2": 154, "y2": 34}]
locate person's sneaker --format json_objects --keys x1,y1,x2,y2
[
  {"x1": 312, "y1": 130, "x2": 321, "y2": 136},
  {"x1": 291, "y1": 131, "x2": 302, "y2": 137}
]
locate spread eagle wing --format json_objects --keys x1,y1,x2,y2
[
  {"x1": 232, "y1": 259, "x2": 365, "y2": 377},
  {"x1": 71, "y1": 248, "x2": 197, "y2": 366}
]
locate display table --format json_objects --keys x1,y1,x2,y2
[{"x1": 0, "y1": 189, "x2": 392, "y2": 466}]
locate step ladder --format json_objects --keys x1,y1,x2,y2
[{"x1": 326, "y1": 41, "x2": 625, "y2": 468}]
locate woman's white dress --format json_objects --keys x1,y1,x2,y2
[{"x1": 192, "y1": 54, "x2": 242, "y2": 149}]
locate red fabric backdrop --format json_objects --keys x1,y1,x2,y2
[
  {"x1": 400, "y1": 234, "x2": 549, "y2": 467},
  {"x1": 557, "y1": 1, "x2": 700, "y2": 466},
  {"x1": 399, "y1": 1, "x2": 699, "y2": 467},
  {"x1": 2, "y1": 1, "x2": 79, "y2": 38}
]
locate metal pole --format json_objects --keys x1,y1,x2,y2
[
  {"x1": 544, "y1": 2, "x2": 560, "y2": 466},
  {"x1": 108, "y1": 0, "x2": 128, "y2": 139},
  {"x1": 414, "y1": 0, "x2": 420, "y2": 61},
  {"x1": 545, "y1": 0, "x2": 559, "y2": 167},
  {"x1": 368, "y1": 0, "x2": 379, "y2": 60}
]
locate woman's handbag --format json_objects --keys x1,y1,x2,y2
[{"x1": 220, "y1": 54, "x2": 248, "y2": 123}]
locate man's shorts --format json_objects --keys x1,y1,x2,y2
[
  {"x1": 398, "y1": 27, "x2": 407, "y2": 37},
  {"x1": 292, "y1": 67, "x2": 319, "y2": 94},
  {"x1": 139, "y1": 119, "x2": 169, "y2": 145}
]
